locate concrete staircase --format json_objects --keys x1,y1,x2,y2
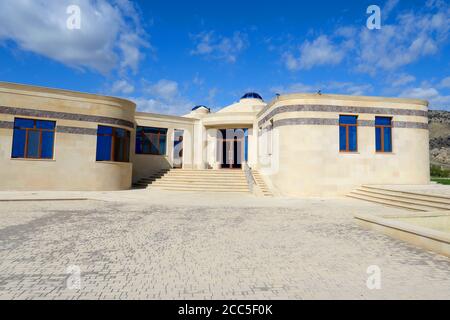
[
  {"x1": 347, "y1": 185, "x2": 450, "y2": 212},
  {"x1": 132, "y1": 169, "x2": 171, "y2": 189},
  {"x1": 252, "y1": 170, "x2": 273, "y2": 197},
  {"x1": 145, "y1": 169, "x2": 250, "y2": 193}
]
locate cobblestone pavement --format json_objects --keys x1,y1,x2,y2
[{"x1": 0, "y1": 195, "x2": 449, "y2": 300}]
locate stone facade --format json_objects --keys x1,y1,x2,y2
[{"x1": 0, "y1": 82, "x2": 430, "y2": 196}]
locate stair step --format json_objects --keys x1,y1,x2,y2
[
  {"x1": 153, "y1": 178, "x2": 247, "y2": 183},
  {"x1": 163, "y1": 171, "x2": 245, "y2": 176},
  {"x1": 158, "y1": 174, "x2": 246, "y2": 178},
  {"x1": 150, "y1": 186, "x2": 249, "y2": 192},
  {"x1": 151, "y1": 181, "x2": 249, "y2": 186},
  {"x1": 353, "y1": 190, "x2": 450, "y2": 211},
  {"x1": 347, "y1": 193, "x2": 428, "y2": 211},
  {"x1": 141, "y1": 169, "x2": 251, "y2": 193},
  {"x1": 360, "y1": 185, "x2": 450, "y2": 204}
]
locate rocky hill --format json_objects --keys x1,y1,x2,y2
[{"x1": 429, "y1": 110, "x2": 450, "y2": 168}]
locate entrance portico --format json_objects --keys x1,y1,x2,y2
[{"x1": 217, "y1": 128, "x2": 248, "y2": 169}]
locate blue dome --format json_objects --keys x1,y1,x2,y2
[
  {"x1": 191, "y1": 105, "x2": 210, "y2": 112},
  {"x1": 241, "y1": 92, "x2": 263, "y2": 100}
]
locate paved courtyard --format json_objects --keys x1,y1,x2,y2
[{"x1": 0, "y1": 190, "x2": 449, "y2": 300}]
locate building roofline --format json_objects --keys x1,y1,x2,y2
[
  {"x1": 0, "y1": 81, "x2": 136, "y2": 109},
  {"x1": 135, "y1": 111, "x2": 196, "y2": 122},
  {"x1": 259, "y1": 93, "x2": 429, "y2": 117}
]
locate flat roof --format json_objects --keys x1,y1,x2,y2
[
  {"x1": 0, "y1": 81, "x2": 136, "y2": 108},
  {"x1": 270, "y1": 93, "x2": 428, "y2": 106}
]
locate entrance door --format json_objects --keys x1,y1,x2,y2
[
  {"x1": 173, "y1": 129, "x2": 184, "y2": 169},
  {"x1": 218, "y1": 129, "x2": 244, "y2": 169}
]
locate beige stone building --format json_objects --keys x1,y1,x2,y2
[{"x1": 0, "y1": 82, "x2": 430, "y2": 196}]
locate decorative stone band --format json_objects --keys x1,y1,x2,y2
[
  {"x1": 0, "y1": 120, "x2": 13, "y2": 129},
  {"x1": 272, "y1": 118, "x2": 428, "y2": 130},
  {"x1": 0, "y1": 120, "x2": 101, "y2": 135},
  {"x1": 258, "y1": 104, "x2": 428, "y2": 126},
  {"x1": 56, "y1": 126, "x2": 98, "y2": 135},
  {"x1": 0, "y1": 105, "x2": 135, "y2": 129}
]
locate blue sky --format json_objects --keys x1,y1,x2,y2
[{"x1": 0, "y1": 0, "x2": 449, "y2": 114}]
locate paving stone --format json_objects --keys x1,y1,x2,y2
[{"x1": 0, "y1": 197, "x2": 449, "y2": 299}]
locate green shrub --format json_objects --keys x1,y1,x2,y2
[{"x1": 430, "y1": 165, "x2": 450, "y2": 178}]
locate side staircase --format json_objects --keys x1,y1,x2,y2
[
  {"x1": 347, "y1": 185, "x2": 450, "y2": 212},
  {"x1": 135, "y1": 169, "x2": 250, "y2": 193},
  {"x1": 251, "y1": 170, "x2": 274, "y2": 197}
]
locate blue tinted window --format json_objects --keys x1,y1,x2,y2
[
  {"x1": 41, "y1": 131, "x2": 55, "y2": 159},
  {"x1": 159, "y1": 134, "x2": 166, "y2": 154},
  {"x1": 96, "y1": 126, "x2": 130, "y2": 162},
  {"x1": 136, "y1": 126, "x2": 167, "y2": 155},
  {"x1": 375, "y1": 117, "x2": 392, "y2": 152},
  {"x1": 96, "y1": 135, "x2": 112, "y2": 161},
  {"x1": 339, "y1": 115, "x2": 357, "y2": 125},
  {"x1": 339, "y1": 126, "x2": 346, "y2": 151},
  {"x1": 339, "y1": 115, "x2": 358, "y2": 152},
  {"x1": 375, "y1": 117, "x2": 392, "y2": 126},
  {"x1": 348, "y1": 126, "x2": 357, "y2": 151},
  {"x1": 384, "y1": 127, "x2": 392, "y2": 152},
  {"x1": 11, "y1": 129, "x2": 26, "y2": 158},
  {"x1": 12, "y1": 118, "x2": 55, "y2": 159},
  {"x1": 375, "y1": 127, "x2": 382, "y2": 152},
  {"x1": 26, "y1": 130, "x2": 40, "y2": 158},
  {"x1": 98, "y1": 126, "x2": 113, "y2": 135},
  {"x1": 36, "y1": 120, "x2": 56, "y2": 130},
  {"x1": 135, "y1": 136, "x2": 142, "y2": 154},
  {"x1": 14, "y1": 118, "x2": 34, "y2": 129}
]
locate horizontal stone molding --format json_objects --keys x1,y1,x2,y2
[
  {"x1": 56, "y1": 126, "x2": 98, "y2": 135},
  {"x1": 272, "y1": 118, "x2": 428, "y2": 130},
  {"x1": 0, "y1": 105, "x2": 135, "y2": 129},
  {"x1": 258, "y1": 104, "x2": 428, "y2": 126},
  {"x1": 0, "y1": 120, "x2": 13, "y2": 129},
  {"x1": 0, "y1": 121, "x2": 101, "y2": 135}
]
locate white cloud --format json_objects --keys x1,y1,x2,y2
[
  {"x1": 132, "y1": 97, "x2": 193, "y2": 115},
  {"x1": 206, "y1": 88, "x2": 218, "y2": 105},
  {"x1": 383, "y1": 0, "x2": 400, "y2": 19},
  {"x1": 439, "y1": 76, "x2": 450, "y2": 89},
  {"x1": 356, "y1": 2, "x2": 449, "y2": 74},
  {"x1": 111, "y1": 80, "x2": 134, "y2": 94},
  {"x1": 134, "y1": 79, "x2": 193, "y2": 115},
  {"x1": 400, "y1": 86, "x2": 450, "y2": 110},
  {"x1": 271, "y1": 81, "x2": 372, "y2": 96},
  {"x1": 391, "y1": 74, "x2": 416, "y2": 87},
  {"x1": 145, "y1": 79, "x2": 179, "y2": 101},
  {"x1": 271, "y1": 83, "x2": 315, "y2": 94},
  {"x1": 284, "y1": 36, "x2": 347, "y2": 71},
  {"x1": 0, "y1": 0, "x2": 150, "y2": 74},
  {"x1": 190, "y1": 31, "x2": 248, "y2": 63},
  {"x1": 193, "y1": 73, "x2": 204, "y2": 86},
  {"x1": 282, "y1": 2, "x2": 450, "y2": 75}
]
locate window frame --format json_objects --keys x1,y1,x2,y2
[
  {"x1": 135, "y1": 126, "x2": 168, "y2": 156},
  {"x1": 96, "y1": 125, "x2": 130, "y2": 163},
  {"x1": 375, "y1": 116, "x2": 393, "y2": 153},
  {"x1": 339, "y1": 115, "x2": 358, "y2": 153},
  {"x1": 11, "y1": 118, "x2": 56, "y2": 160}
]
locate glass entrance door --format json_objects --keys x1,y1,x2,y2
[{"x1": 218, "y1": 129, "x2": 245, "y2": 169}]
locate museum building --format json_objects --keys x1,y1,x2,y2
[{"x1": 0, "y1": 82, "x2": 429, "y2": 196}]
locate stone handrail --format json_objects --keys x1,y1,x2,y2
[{"x1": 243, "y1": 162, "x2": 255, "y2": 193}]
